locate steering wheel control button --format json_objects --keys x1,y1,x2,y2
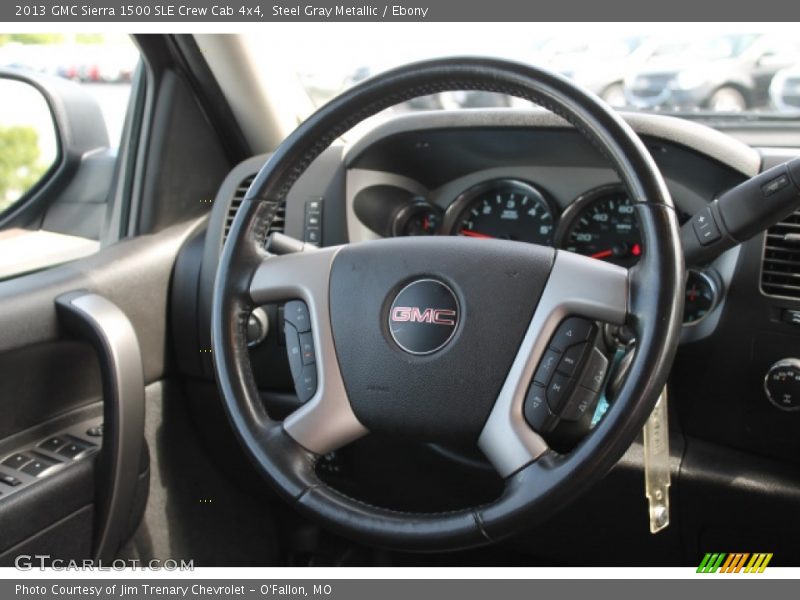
[
  {"x1": 764, "y1": 359, "x2": 800, "y2": 411},
  {"x1": 579, "y1": 347, "x2": 610, "y2": 393},
  {"x1": 550, "y1": 317, "x2": 595, "y2": 352},
  {"x1": 533, "y1": 350, "x2": 561, "y2": 385},
  {"x1": 523, "y1": 384, "x2": 558, "y2": 432},
  {"x1": 284, "y1": 300, "x2": 318, "y2": 402},
  {"x1": 38, "y1": 437, "x2": 67, "y2": 453},
  {"x1": 284, "y1": 300, "x2": 311, "y2": 333},
  {"x1": 561, "y1": 385, "x2": 600, "y2": 422},
  {"x1": 557, "y1": 343, "x2": 588, "y2": 377},
  {"x1": 297, "y1": 365, "x2": 318, "y2": 403},
  {"x1": 388, "y1": 279, "x2": 459, "y2": 355},
  {"x1": 0, "y1": 474, "x2": 22, "y2": 487},
  {"x1": 546, "y1": 372, "x2": 572, "y2": 413},
  {"x1": 690, "y1": 207, "x2": 721, "y2": 247},
  {"x1": 299, "y1": 332, "x2": 316, "y2": 365},
  {"x1": 285, "y1": 323, "x2": 304, "y2": 381}
]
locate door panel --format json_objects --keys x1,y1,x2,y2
[{"x1": 0, "y1": 219, "x2": 200, "y2": 563}]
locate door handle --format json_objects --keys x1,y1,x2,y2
[{"x1": 56, "y1": 291, "x2": 145, "y2": 561}]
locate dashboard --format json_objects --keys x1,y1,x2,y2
[
  {"x1": 166, "y1": 106, "x2": 800, "y2": 566},
  {"x1": 176, "y1": 110, "x2": 800, "y2": 458},
  {"x1": 168, "y1": 108, "x2": 800, "y2": 563},
  {"x1": 181, "y1": 110, "x2": 767, "y2": 384},
  {"x1": 344, "y1": 114, "x2": 755, "y2": 332}
]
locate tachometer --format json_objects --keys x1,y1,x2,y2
[
  {"x1": 560, "y1": 185, "x2": 642, "y2": 268},
  {"x1": 446, "y1": 179, "x2": 555, "y2": 245}
]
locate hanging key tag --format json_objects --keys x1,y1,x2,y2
[{"x1": 643, "y1": 387, "x2": 670, "y2": 533}]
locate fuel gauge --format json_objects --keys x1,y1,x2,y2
[{"x1": 393, "y1": 201, "x2": 442, "y2": 237}]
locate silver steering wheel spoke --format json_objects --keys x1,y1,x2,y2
[
  {"x1": 479, "y1": 250, "x2": 629, "y2": 478},
  {"x1": 249, "y1": 248, "x2": 368, "y2": 455}
]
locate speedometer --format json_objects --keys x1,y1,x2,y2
[
  {"x1": 446, "y1": 179, "x2": 555, "y2": 245},
  {"x1": 559, "y1": 186, "x2": 642, "y2": 268}
]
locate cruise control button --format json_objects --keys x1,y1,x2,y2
[
  {"x1": 285, "y1": 322, "x2": 304, "y2": 380},
  {"x1": 296, "y1": 364, "x2": 317, "y2": 403},
  {"x1": 533, "y1": 350, "x2": 561, "y2": 385},
  {"x1": 580, "y1": 347, "x2": 609, "y2": 393},
  {"x1": 284, "y1": 300, "x2": 311, "y2": 333},
  {"x1": 550, "y1": 317, "x2": 595, "y2": 352},
  {"x1": 561, "y1": 385, "x2": 599, "y2": 422},
  {"x1": 546, "y1": 372, "x2": 572, "y2": 413},
  {"x1": 299, "y1": 332, "x2": 315, "y2": 365},
  {"x1": 557, "y1": 343, "x2": 587, "y2": 377},
  {"x1": 523, "y1": 384, "x2": 558, "y2": 432},
  {"x1": 1, "y1": 454, "x2": 32, "y2": 470},
  {"x1": 0, "y1": 474, "x2": 22, "y2": 487}
]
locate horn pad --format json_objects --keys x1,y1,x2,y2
[{"x1": 329, "y1": 237, "x2": 555, "y2": 443}]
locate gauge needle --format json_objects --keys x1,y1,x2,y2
[
  {"x1": 590, "y1": 249, "x2": 614, "y2": 259},
  {"x1": 460, "y1": 230, "x2": 495, "y2": 239}
]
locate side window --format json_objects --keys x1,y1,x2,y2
[{"x1": 0, "y1": 34, "x2": 140, "y2": 278}]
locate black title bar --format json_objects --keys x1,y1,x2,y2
[{"x1": 1, "y1": 0, "x2": 795, "y2": 22}]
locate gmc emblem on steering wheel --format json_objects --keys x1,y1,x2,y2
[
  {"x1": 391, "y1": 306, "x2": 456, "y2": 326},
  {"x1": 388, "y1": 279, "x2": 459, "y2": 355}
]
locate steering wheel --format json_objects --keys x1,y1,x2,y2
[{"x1": 212, "y1": 57, "x2": 684, "y2": 551}]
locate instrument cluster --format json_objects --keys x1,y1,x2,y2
[
  {"x1": 388, "y1": 178, "x2": 643, "y2": 268},
  {"x1": 356, "y1": 177, "x2": 718, "y2": 326}
]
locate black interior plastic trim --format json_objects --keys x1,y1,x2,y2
[
  {"x1": 0, "y1": 219, "x2": 200, "y2": 382},
  {"x1": 168, "y1": 35, "x2": 252, "y2": 164},
  {"x1": 170, "y1": 227, "x2": 207, "y2": 379},
  {"x1": 0, "y1": 456, "x2": 95, "y2": 557},
  {"x1": 679, "y1": 436, "x2": 800, "y2": 565},
  {"x1": 0, "y1": 504, "x2": 94, "y2": 565},
  {"x1": 197, "y1": 154, "x2": 272, "y2": 377},
  {"x1": 133, "y1": 69, "x2": 231, "y2": 235}
]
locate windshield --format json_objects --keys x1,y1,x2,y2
[{"x1": 244, "y1": 23, "x2": 800, "y2": 117}]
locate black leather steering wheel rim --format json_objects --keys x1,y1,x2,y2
[{"x1": 211, "y1": 57, "x2": 685, "y2": 551}]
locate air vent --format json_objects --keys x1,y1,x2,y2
[
  {"x1": 761, "y1": 209, "x2": 800, "y2": 298},
  {"x1": 223, "y1": 174, "x2": 285, "y2": 245}
]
